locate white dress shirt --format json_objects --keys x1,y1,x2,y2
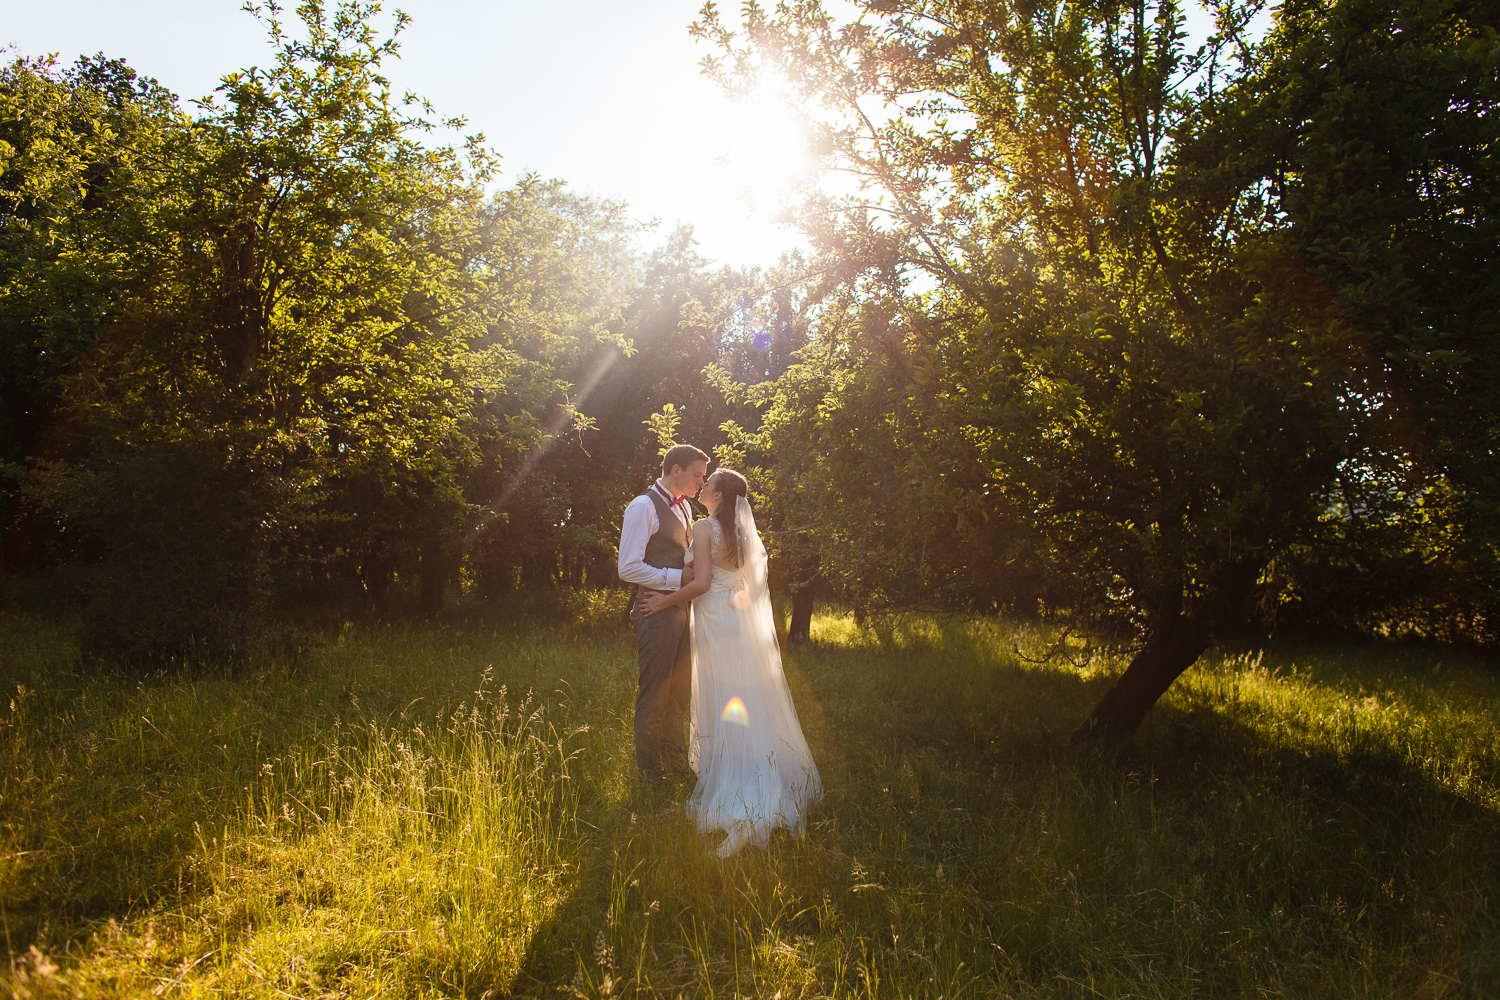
[{"x1": 617, "y1": 481, "x2": 693, "y2": 591}]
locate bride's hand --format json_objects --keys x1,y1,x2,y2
[{"x1": 637, "y1": 590, "x2": 672, "y2": 617}]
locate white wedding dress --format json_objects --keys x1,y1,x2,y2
[{"x1": 686, "y1": 497, "x2": 822, "y2": 857}]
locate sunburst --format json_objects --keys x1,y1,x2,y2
[{"x1": 720, "y1": 88, "x2": 815, "y2": 217}]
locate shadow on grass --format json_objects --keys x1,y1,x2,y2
[
  {"x1": 2, "y1": 607, "x2": 1496, "y2": 997},
  {"x1": 1136, "y1": 694, "x2": 1497, "y2": 997},
  {"x1": 506, "y1": 783, "x2": 686, "y2": 998},
  {"x1": 0, "y1": 615, "x2": 232, "y2": 954},
  {"x1": 492, "y1": 620, "x2": 1500, "y2": 997}
]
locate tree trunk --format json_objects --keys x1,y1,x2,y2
[
  {"x1": 478, "y1": 556, "x2": 515, "y2": 600},
  {"x1": 789, "y1": 582, "x2": 816, "y2": 643},
  {"x1": 418, "y1": 537, "x2": 451, "y2": 618},
  {"x1": 1070, "y1": 560, "x2": 1262, "y2": 745},
  {"x1": 584, "y1": 550, "x2": 614, "y2": 590},
  {"x1": 214, "y1": 227, "x2": 263, "y2": 379},
  {"x1": 770, "y1": 287, "x2": 794, "y2": 377},
  {"x1": 1069, "y1": 613, "x2": 1211, "y2": 744},
  {"x1": 520, "y1": 552, "x2": 554, "y2": 589},
  {"x1": 788, "y1": 553, "x2": 819, "y2": 644}
]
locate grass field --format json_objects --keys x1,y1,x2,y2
[{"x1": 1, "y1": 596, "x2": 1496, "y2": 998}]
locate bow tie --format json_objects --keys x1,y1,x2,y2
[{"x1": 655, "y1": 484, "x2": 687, "y2": 510}]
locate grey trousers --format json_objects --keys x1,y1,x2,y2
[{"x1": 630, "y1": 591, "x2": 692, "y2": 780}]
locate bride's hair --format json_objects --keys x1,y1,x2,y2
[{"x1": 708, "y1": 468, "x2": 749, "y2": 566}]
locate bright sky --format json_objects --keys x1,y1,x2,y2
[
  {"x1": 3, "y1": 0, "x2": 812, "y2": 269},
  {"x1": 6, "y1": 2, "x2": 1262, "y2": 271}
]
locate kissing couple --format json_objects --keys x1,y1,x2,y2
[{"x1": 616, "y1": 444, "x2": 822, "y2": 857}]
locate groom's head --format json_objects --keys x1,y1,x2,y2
[{"x1": 661, "y1": 444, "x2": 709, "y2": 499}]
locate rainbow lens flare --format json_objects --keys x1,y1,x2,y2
[
  {"x1": 732, "y1": 589, "x2": 750, "y2": 609},
  {"x1": 721, "y1": 696, "x2": 749, "y2": 726}
]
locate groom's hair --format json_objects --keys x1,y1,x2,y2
[{"x1": 662, "y1": 444, "x2": 709, "y2": 476}]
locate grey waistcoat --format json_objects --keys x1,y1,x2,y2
[{"x1": 642, "y1": 489, "x2": 689, "y2": 584}]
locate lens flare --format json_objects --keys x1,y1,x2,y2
[
  {"x1": 721, "y1": 696, "x2": 749, "y2": 726},
  {"x1": 732, "y1": 589, "x2": 750, "y2": 609}
]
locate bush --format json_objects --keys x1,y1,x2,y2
[{"x1": 32, "y1": 441, "x2": 280, "y2": 665}]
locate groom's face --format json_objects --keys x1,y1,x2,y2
[{"x1": 669, "y1": 460, "x2": 708, "y2": 499}]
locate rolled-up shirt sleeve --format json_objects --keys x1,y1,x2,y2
[{"x1": 618, "y1": 495, "x2": 682, "y2": 591}]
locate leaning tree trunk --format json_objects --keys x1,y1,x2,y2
[
  {"x1": 1069, "y1": 612, "x2": 1212, "y2": 744},
  {"x1": 1070, "y1": 560, "x2": 1263, "y2": 745}
]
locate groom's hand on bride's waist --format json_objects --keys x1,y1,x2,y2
[
  {"x1": 680, "y1": 564, "x2": 695, "y2": 587},
  {"x1": 637, "y1": 589, "x2": 673, "y2": 617}
]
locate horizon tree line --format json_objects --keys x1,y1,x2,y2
[{"x1": 2, "y1": 0, "x2": 1495, "y2": 743}]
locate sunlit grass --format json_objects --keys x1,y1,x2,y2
[{"x1": 0, "y1": 604, "x2": 1495, "y2": 997}]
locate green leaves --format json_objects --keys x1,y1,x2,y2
[
  {"x1": 707, "y1": 0, "x2": 1499, "y2": 663},
  {"x1": 0, "y1": 2, "x2": 657, "y2": 646},
  {"x1": 643, "y1": 403, "x2": 684, "y2": 457}
]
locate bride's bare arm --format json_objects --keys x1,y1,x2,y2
[{"x1": 638, "y1": 519, "x2": 714, "y2": 616}]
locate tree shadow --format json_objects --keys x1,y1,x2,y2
[
  {"x1": 7, "y1": 609, "x2": 1494, "y2": 995},
  {"x1": 766, "y1": 624, "x2": 1498, "y2": 994},
  {"x1": 504, "y1": 779, "x2": 713, "y2": 999},
  {"x1": 1137, "y1": 697, "x2": 1495, "y2": 991}
]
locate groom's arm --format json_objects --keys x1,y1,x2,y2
[
  {"x1": 636, "y1": 518, "x2": 713, "y2": 614},
  {"x1": 617, "y1": 495, "x2": 682, "y2": 591}
]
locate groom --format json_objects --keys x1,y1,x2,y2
[{"x1": 617, "y1": 444, "x2": 709, "y2": 785}]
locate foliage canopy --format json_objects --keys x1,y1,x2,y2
[{"x1": 697, "y1": 0, "x2": 1500, "y2": 737}]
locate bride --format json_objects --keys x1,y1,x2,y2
[{"x1": 637, "y1": 468, "x2": 822, "y2": 857}]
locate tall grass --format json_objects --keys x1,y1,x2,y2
[{"x1": 0, "y1": 604, "x2": 1495, "y2": 998}]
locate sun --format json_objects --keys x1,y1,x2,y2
[{"x1": 720, "y1": 88, "x2": 816, "y2": 217}]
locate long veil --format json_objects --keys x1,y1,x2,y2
[
  {"x1": 687, "y1": 494, "x2": 821, "y2": 854},
  {"x1": 734, "y1": 495, "x2": 782, "y2": 671},
  {"x1": 736, "y1": 493, "x2": 821, "y2": 801},
  {"x1": 735, "y1": 495, "x2": 770, "y2": 619}
]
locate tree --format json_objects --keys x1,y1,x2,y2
[
  {"x1": 7, "y1": 2, "x2": 631, "y2": 655},
  {"x1": 1228, "y1": 0, "x2": 1500, "y2": 644},
  {"x1": 481, "y1": 227, "x2": 779, "y2": 595},
  {"x1": 699, "y1": 0, "x2": 1499, "y2": 740},
  {"x1": 3, "y1": 5, "x2": 799, "y2": 642},
  {"x1": 459, "y1": 184, "x2": 645, "y2": 600},
  {"x1": 0, "y1": 54, "x2": 185, "y2": 575}
]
